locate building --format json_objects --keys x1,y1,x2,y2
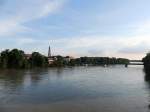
[
  {"x1": 25, "y1": 54, "x2": 32, "y2": 59},
  {"x1": 64, "y1": 56, "x2": 74, "y2": 63},
  {"x1": 47, "y1": 46, "x2": 55, "y2": 65},
  {"x1": 48, "y1": 46, "x2": 51, "y2": 57},
  {"x1": 48, "y1": 58, "x2": 55, "y2": 64},
  {"x1": 47, "y1": 46, "x2": 74, "y2": 65}
]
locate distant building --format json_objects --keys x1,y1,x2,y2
[
  {"x1": 48, "y1": 46, "x2": 51, "y2": 57},
  {"x1": 47, "y1": 46, "x2": 74, "y2": 65},
  {"x1": 47, "y1": 46, "x2": 55, "y2": 65},
  {"x1": 48, "y1": 58, "x2": 54, "y2": 64},
  {"x1": 64, "y1": 56, "x2": 74, "y2": 63},
  {"x1": 25, "y1": 54, "x2": 32, "y2": 59}
]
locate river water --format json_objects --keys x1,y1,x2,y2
[{"x1": 0, "y1": 65, "x2": 149, "y2": 112}]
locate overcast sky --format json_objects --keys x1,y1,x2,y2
[{"x1": 0, "y1": 0, "x2": 150, "y2": 59}]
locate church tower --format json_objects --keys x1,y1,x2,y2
[{"x1": 48, "y1": 46, "x2": 51, "y2": 57}]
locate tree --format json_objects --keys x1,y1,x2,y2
[
  {"x1": 143, "y1": 53, "x2": 150, "y2": 81},
  {"x1": 8, "y1": 49, "x2": 27, "y2": 68},
  {"x1": 1, "y1": 49, "x2": 10, "y2": 68},
  {"x1": 0, "y1": 49, "x2": 28, "y2": 69},
  {"x1": 52, "y1": 55, "x2": 64, "y2": 67},
  {"x1": 30, "y1": 52, "x2": 48, "y2": 67},
  {"x1": 0, "y1": 49, "x2": 49, "y2": 69},
  {"x1": 143, "y1": 53, "x2": 150, "y2": 70}
]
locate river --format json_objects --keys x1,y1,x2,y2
[{"x1": 0, "y1": 65, "x2": 149, "y2": 112}]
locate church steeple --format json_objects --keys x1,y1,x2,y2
[{"x1": 48, "y1": 46, "x2": 51, "y2": 57}]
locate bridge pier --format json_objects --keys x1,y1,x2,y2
[{"x1": 125, "y1": 64, "x2": 128, "y2": 67}]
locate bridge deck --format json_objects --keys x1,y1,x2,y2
[
  {"x1": 128, "y1": 63, "x2": 143, "y2": 65},
  {"x1": 128, "y1": 60, "x2": 143, "y2": 65}
]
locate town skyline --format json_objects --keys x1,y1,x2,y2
[{"x1": 0, "y1": 46, "x2": 145, "y2": 60}]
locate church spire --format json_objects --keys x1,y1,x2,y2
[{"x1": 48, "y1": 46, "x2": 51, "y2": 57}]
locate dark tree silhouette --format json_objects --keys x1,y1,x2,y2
[
  {"x1": 0, "y1": 49, "x2": 48, "y2": 69},
  {"x1": 30, "y1": 52, "x2": 48, "y2": 67},
  {"x1": 143, "y1": 53, "x2": 150, "y2": 81}
]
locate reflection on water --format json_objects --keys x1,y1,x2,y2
[
  {"x1": 143, "y1": 68, "x2": 150, "y2": 109},
  {"x1": 0, "y1": 66, "x2": 149, "y2": 112}
]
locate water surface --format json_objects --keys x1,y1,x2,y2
[{"x1": 0, "y1": 65, "x2": 149, "y2": 112}]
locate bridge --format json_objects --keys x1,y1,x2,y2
[
  {"x1": 125, "y1": 60, "x2": 143, "y2": 67},
  {"x1": 128, "y1": 60, "x2": 143, "y2": 65}
]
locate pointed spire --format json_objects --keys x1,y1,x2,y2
[{"x1": 48, "y1": 46, "x2": 51, "y2": 57}]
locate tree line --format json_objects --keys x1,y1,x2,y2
[
  {"x1": 48, "y1": 56, "x2": 129, "y2": 67},
  {"x1": 68, "y1": 57, "x2": 129, "y2": 66},
  {"x1": 0, "y1": 49, "x2": 130, "y2": 69},
  {"x1": 0, "y1": 49, "x2": 48, "y2": 69}
]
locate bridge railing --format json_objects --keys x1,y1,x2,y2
[{"x1": 127, "y1": 60, "x2": 143, "y2": 65}]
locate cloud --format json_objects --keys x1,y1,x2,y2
[
  {"x1": 46, "y1": 34, "x2": 150, "y2": 59},
  {"x1": 0, "y1": 20, "x2": 30, "y2": 36},
  {"x1": 0, "y1": 0, "x2": 150, "y2": 60},
  {"x1": 16, "y1": 38, "x2": 37, "y2": 45},
  {"x1": 119, "y1": 44, "x2": 149, "y2": 54},
  {"x1": 3, "y1": 26, "x2": 150, "y2": 59},
  {"x1": 0, "y1": 0, "x2": 66, "y2": 36},
  {"x1": 4, "y1": 32, "x2": 150, "y2": 59},
  {"x1": 134, "y1": 20, "x2": 150, "y2": 35}
]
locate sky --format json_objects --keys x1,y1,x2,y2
[{"x1": 0, "y1": 0, "x2": 150, "y2": 59}]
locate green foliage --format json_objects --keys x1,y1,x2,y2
[
  {"x1": 68, "y1": 57, "x2": 129, "y2": 66},
  {"x1": 0, "y1": 49, "x2": 48, "y2": 69},
  {"x1": 117, "y1": 58, "x2": 129, "y2": 64},
  {"x1": 143, "y1": 53, "x2": 150, "y2": 70},
  {"x1": 143, "y1": 53, "x2": 150, "y2": 81},
  {"x1": 8, "y1": 49, "x2": 26, "y2": 68},
  {"x1": 52, "y1": 56, "x2": 65, "y2": 67},
  {"x1": 0, "y1": 49, "x2": 9, "y2": 68},
  {"x1": 68, "y1": 59, "x2": 76, "y2": 66},
  {"x1": 0, "y1": 48, "x2": 129, "y2": 69},
  {"x1": 30, "y1": 52, "x2": 48, "y2": 67}
]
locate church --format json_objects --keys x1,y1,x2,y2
[{"x1": 47, "y1": 46, "x2": 74, "y2": 65}]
